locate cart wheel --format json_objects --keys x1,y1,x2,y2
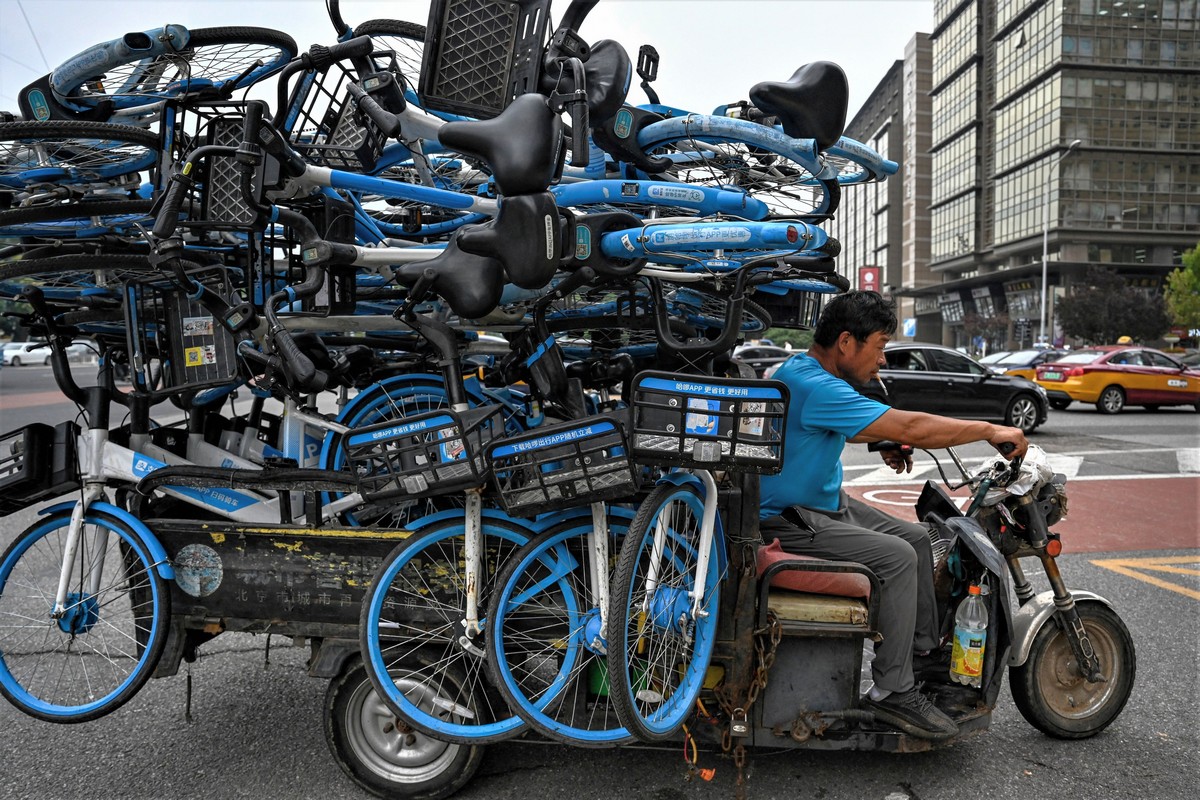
[
  {"x1": 1009, "y1": 602, "x2": 1136, "y2": 739},
  {"x1": 324, "y1": 655, "x2": 485, "y2": 800}
]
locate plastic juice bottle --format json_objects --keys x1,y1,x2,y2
[{"x1": 949, "y1": 584, "x2": 988, "y2": 687}]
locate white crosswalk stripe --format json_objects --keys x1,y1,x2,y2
[{"x1": 1178, "y1": 449, "x2": 1200, "y2": 473}]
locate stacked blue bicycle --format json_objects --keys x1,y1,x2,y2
[{"x1": 0, "y1": 2, "x2": 899, "y2": 798}]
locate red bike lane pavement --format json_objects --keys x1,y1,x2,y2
[{"x1": 844, "y1": 475, "x2": 1200, "y2": 554}]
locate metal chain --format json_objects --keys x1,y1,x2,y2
[{"x1": 715, "y1": 606, "x2": 784, "y2": 799}]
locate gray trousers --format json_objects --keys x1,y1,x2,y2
[{"x1": 760, "y1": 493, "x2": 939, "y2": 694}]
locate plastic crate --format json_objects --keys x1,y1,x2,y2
[
  {"x1": 755, "y1": 289, "x2": 826, "y2": 330},
  {"x1": 124, "y1": 269, "x2": 240, "y2": 400},
  {"x1": 342, "y1": 405, "x2": 503, "y2": 501},
  {"x1": 419, "y1": 0, "x2": 552, "y2": 118},
  {"x1": 0, "y1": 422, "x2": 80, "y2": 516},
  {"x1": 281, "y1": 55, "x2": 390, "y2": 172},
  {"x1": 486, "y1": 414, "x2": 637, "y2": 517},
  {"x1": 629, "y1": 371, "x2": 790, "y2": 474}
]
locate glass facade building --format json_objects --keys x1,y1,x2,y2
[
  {"x1": 915, "y1": 0, "x2": 1198, "y2": 349},
  {"x1": 828, "y1": 34, "x2": 935, "y2": 340}
]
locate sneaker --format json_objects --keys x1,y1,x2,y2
[{"x1": 864, "y1": 687, "x2": 958, "y2": 740}]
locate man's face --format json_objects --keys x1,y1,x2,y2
[{"x1": 841, "y1": 331, "x2": 890, "y2": 386}]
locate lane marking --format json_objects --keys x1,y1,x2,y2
[
  {"x1": 1090, "y1": 556, "x2": 1200, "y2": 601},
  {"x1": 1178, "y1": 448, "x2": 1200, "y2": 473}
]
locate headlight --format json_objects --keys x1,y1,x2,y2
[{"x1": 1034, "y1": 384, "x2": 1047, "y2": 397}]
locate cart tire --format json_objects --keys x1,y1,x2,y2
[
  {"x1": 325, "y1": 655, "x2": 484, "y2": 800},
  {"x1": 1009, "y1": 601, "x2": 1136, "y2": 739},
  {"x1": 0, "y1": 508, "x2": 169, "y2": 723}
]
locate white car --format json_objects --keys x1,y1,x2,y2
[
  {"x1": 2, "y1": 342, "x2": 48, "y2": 366},
  {"x1": 2, "y1": 340, "x2": 96, "y2": 366}
]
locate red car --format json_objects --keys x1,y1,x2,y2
[{"x1": 1034, "y1": 346, "x2": 1200, "y2": 414}]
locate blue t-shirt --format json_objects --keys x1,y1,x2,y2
[{"x1": 760, "y1": 353, "x2": 890, "y2": 516}]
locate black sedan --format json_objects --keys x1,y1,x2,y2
[
  {"x1": 859, "y1": 343, "x2": 1049, "y2": 433},
  {"x1": 733, "y1": 345, "x2": 795, "y2": 377}
]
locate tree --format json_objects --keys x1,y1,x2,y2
[
  {"x1": 1164, "y1": 243, "x2": 1200, "y2": 329},
  {"x1": 1057, "y1": 267, "x2": 1171, "y2": 345}
]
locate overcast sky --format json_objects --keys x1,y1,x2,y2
[{"x1": 1, "y1": 0, "x2": 933, "y2": 120}]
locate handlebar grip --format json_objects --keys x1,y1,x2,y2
[
  {"x1": 997, "y1": 442, "x2": 1016, "y2": 456},
  {"x1": 273, "y1": 329, "x2": 328, "y2": 393},
  {"x1": 306, "y1": 36, "x2": 373, "y2": 71},
  {"x1": 867, "y1": 441, "x2": 912, "y2": 454},
  {"x1": 345, "y1": 82, "x2": 402, "y2": 138},
  {"x1": 569, "y1": 100, "x2": 589, "y2": 167},
  {"x1": 549, "y1": 266, "x2": 595, "y2": 301},
  {"x1": 152, "y1": 174, "x2": 191, "y2": 239}
]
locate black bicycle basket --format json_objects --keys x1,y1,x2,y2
[
  {"x1": 281, "y1": 51, "x2": 394, "y2": 171},
  {"x1": 486, "y1": 413, "x2": 637, "y2": 517},
  {"x1": 123, "y1": 268, "x2": 240, "y2": 399},
  {"x1": 628, "y1": 371, "x2": 790, "y2": 473},
  {"x1": 0, "y1": 421, "x2": 80, "y2": 516},
  {"x1": 419, "y1": 0, "x2": 552, "y2": 118},
  {"x1": 342, "y1": 404, "x2": 504, "y2": 501}
]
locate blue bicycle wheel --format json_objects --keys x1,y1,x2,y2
[
  {"x1": 0, "y1": 508, "x2": 169, "y2": 723},
  {"x1": 486, "y1": 509, "x2": 635, "y2": 747},
  {"x1": 359, "y1": 512, "x2": 533, "y2": 744},
  {"x1": 606, "y1": 481, "x2": 722, "y2": 742},
  {"x1": 0, "y1": 121, "x2": 160, "y2": 189},
  {"x1": 636, "y1": 114, "x2": 839, "y2": 221}
]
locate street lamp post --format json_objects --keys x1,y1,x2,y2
[{"x1": 1040, "y1": 139, "x2": 1082, "y2": 346}]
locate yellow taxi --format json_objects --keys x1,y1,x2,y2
[{"x1": 1034, "y1": 346, "x2": 1200, "y2": 414}]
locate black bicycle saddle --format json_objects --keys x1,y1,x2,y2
[
  {"x1": 749, "y1": 61, "x2": 849, "y2": 151},
  {"x1": 438, "y1": 93, "x2": 562, "y2": 196},
  {"x1": 457, "y1": 192, "x2": 567, "y2": 290},
  {"x1": 393, "y1": 236, "x2": 505, "y2": 320},
  {"x1": 540, "y1": 38, "x2": 633, "y2": 127}
]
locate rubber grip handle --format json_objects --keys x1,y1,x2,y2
[
  {"x1": 345, "y1": 82, "x2": 402, "y2": 138},
  {"x1": 152, "y1": 176, "x2": 190, "y2": 239},
  {"x1": 569, "y1": 100, "x2": 589, "y2": 167},
  {"x1": 307, "y1": 36, "x2": 373, "y2": 71},
  {"x1": 273, "y1": 329, "x2": 327, "y2": 393}
]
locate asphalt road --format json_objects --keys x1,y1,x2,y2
[{"x1": 0, "y1": 365, "x2": 1197, "y2": 800}]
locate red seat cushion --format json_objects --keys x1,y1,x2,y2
[{"x1": 756, "y1": 538, "x2": 872, "y2": 599}]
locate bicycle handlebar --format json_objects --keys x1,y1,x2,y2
[{"x1": 345, "y1": 81, "x2": 403, "y2": 138}]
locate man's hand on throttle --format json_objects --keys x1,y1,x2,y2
[
  {"x1": 989, "y1": 426, "x2": 1029, "y2": 459},
  {"x1": 881, "y1": 446, "x2": 913, "y2": 474}
]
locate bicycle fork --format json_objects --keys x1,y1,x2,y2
[
  {"x1": 640, "y1": 470, "x2": 720, "y2": 634},
  {"x1": 51, "y1": 430, "x2": 111, "y2": 620}
]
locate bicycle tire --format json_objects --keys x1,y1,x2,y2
[
  {"x1": 485, "y1": 510, "x2": 636, "y2": 747},
  {"x1": 359, "y1": 513, "x2": 534, "y2": 744},
  {"x1": 0, "y1": 198, "x2": 153, "y2": 227},
  {"x1": 0, "y1": 508, "x2": 170, "y2": 723},
  {"x1": 0, "y1": 121, "x2": 160, "y2": 188},
  {"x1": 637, "y1": 116, "x2": 839, "y2": 221},
  {"x1": 671, "y1": 288, "x2": 771, "y2": 334},
  {"x1": 606, "y1": 481, "x2": 722, "y2": 742},
  {"x1": 354, "y1": 19, "x2": 425, "y2": 89},
  {"x1": 0, "y1": 253, "x2": 159, "y2": 297},
  {"x1": 53, "y1": 26, "x2": 297, "y2": 111}
]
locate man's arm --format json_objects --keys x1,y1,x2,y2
[{"x1": 851, "y1": 408, "x2": 1029, "y2": 458}]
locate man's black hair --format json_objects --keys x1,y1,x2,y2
[{"x1": 812, "y1": 290, "x2": 897, "y2": 347}]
